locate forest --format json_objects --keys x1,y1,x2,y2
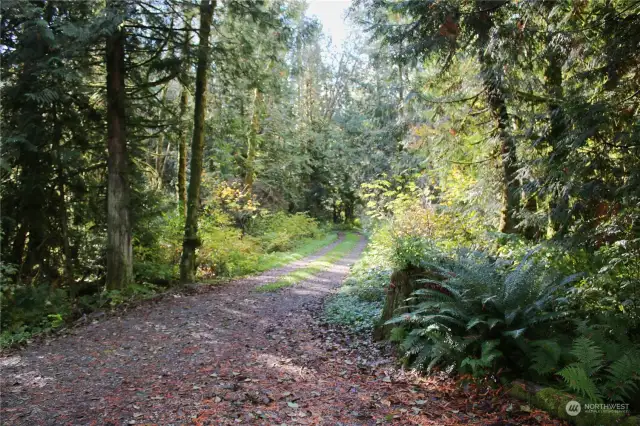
[{"x1": 1, "y1": 0, "x2": 640, "y2": 424}]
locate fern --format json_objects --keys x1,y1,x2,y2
[
  {"x1": 387, "y1": 249, "x2": 575, "y2": 378},
  {"x1": 461, "y1": 340, "x2": 503, "y2": 377},
  {"x1": 604, "y1": 354, "x2": 640, "y2": 402},
  {"x1": 559, "y1": 364, "x2": 603, "y2": 402},
  {"x1": 570, "y1": 337, "x2": 605, "y2": 376},
  {"x1": 530, "y1": 340, "x2": 562, "y2": 376},
  {"x1": 389, "y1": 326, "x2": 406, "y2": 342}
]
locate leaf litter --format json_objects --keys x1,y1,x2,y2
[{"x1": 0, "y1": 234, "x2": 564, "y2": 425}]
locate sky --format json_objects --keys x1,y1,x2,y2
[{"x1": 305, "y1": 0, "x2": 352, "y2": 50}]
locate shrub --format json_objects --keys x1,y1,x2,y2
[
  {"x1": 0, "y1": 284, "x2": 72, "y2": 337},
  {"x1": 571, "y1": 239, "x2": 640, "y2": 329},
  {"x1": 198, "y1": 223, "x2": 262, "y2": 278},
  {"x1": 341, "y1": 267, "x2": 390, "y2": 302},
  {"x1": 386, "y1": 249, "x2": 579, "y2": 377},
  {"x1": 251, "y1": 212, "x2": 321, "y2": 253}
]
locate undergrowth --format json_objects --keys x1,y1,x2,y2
[
  {"x1": 324, "y1": 228, "x2": 391, "y2": 333},
  {"x1": 0, "y1": 215, "x2": 335, "y2": 349}
]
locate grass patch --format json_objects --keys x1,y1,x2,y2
[
  {"x1": 252, "y1": 232, "x2": 339, "y2": 273},
  {"x1": 255, "y1": 232, "x2": 360, "y2": 292},
  {"x1": 200, "y1": 232, "x2": 339, "y2": 285}
]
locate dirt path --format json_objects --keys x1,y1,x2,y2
[{"x1": 0, "y1": 234, "x2": 560, "y2": 426}]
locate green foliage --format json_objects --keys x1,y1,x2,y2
[
  {"x1": 323, "y1": 226, "x2": 392, "y2": 332},
  {"x1": 1, "y1": 285, "x2": 72, "y2": 335},
  {"x1": 555, "y1": 337, "x2": 640, "y2": 404},
  {"x1": 460, "y1": 340, "x2": 503, "y2": 378},
  {"x1": 529, "y1": 340, "x2": 563, "y2": 376},
  {"x1": 250, "y1": 212, "x2": 322, "y2": 253},
  {"x1": 386, "y1": 248, "x2": 577, "y2": 375},
  {"x1": 324, "y1": 293, "x2": 383, "y2": 333},
  {"x1": 199, "y1": 225, "x2": 261, "y2": 278},
  {"x1": 572, "y1": 239, "x2": 640, "y2": 328}
]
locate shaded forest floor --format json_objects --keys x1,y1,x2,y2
[{"x1": 0, "y1": 234, "x2": 563, "y2": 425}]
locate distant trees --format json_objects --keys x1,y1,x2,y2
[
  {"x1": 0, "y1": 0, "x2": 369, "y2": 292},
  {"x1": 358, "y1": 0, "x2": 640, "y2": 244}
]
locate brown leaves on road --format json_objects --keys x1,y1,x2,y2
[{"x1": 0, "y1": 235, "x2": 564, "y2": 425}]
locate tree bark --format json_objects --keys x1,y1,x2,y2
[
  {"x1": 155, "y1": 86, "x2": 168, "y2": 190},
  {"x1": 53, "y1": 107, "x2": 74, "y2": 287},
  {"x1": 545, "y1": 28, "x2": 569, "y2": 237},
  {"x1": 244, "y1": 87, "x2": 260, "y2": 189},
  {"x1": 476, "y1": 2, "x2": 520, "y2": 234},
  {"x1": 177, "y1": 9, "x2": 193, "y2": 217},
  {"x1": 180, "y1": 0, "x2": 215, "y2": 284},
  {"x1": 178, "y1": 88, "x2": 188, "y2": 216},
  {"x1": 105, "y1": 2, "x2": 133, "y2": 290}
]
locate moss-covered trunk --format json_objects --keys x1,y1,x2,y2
[
  {"x1": 475, "y1": 1, "x2": 521, "y2": 234},
  {"x1": 177, "y1": 9, "x2": 192, "y2": 217},
  {"x1": 544, "y1": 29, "x2": 569, "y2": 237},
  {"x1": 178, "y1": 88, "x2": 188, "y2": 216},
  {"x1": 373, "y1": 269, "x2": 420, "y2": 341},
  {"x1": 244, "y1": 87, "x2": 260, "y2": 190},
  {"x1": 180, "y1": 0, "x2": 215, "y2": 284}
]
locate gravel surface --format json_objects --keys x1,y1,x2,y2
[
  {"x1": 0, "y1": 234, "x2": 562, "y2": 425},
  {"x1": 0, "y1": 234, "x2": 367, "y2": 426}
]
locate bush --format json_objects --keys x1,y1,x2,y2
[
  {"x1": 251, "y1": 212, "x2": 321, "y2": 253},
  {"x1": 0, "y1": 284, "x2": 72, "y2": 340},
  {"x1": 386, "y1": 248, "x2": 579, "y2": 377},
  {"x1": 571, "y1": 240, "x2": 640, "y2": 329},
  {"x1": 198, "y1": 222, "x2": 262, "y2": 278}
]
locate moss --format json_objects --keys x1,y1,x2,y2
[
  {"x1": 509, "y1": 383, "x2": 639, "y2": 425},
  {"x1": 534, "y1": 387, "x2": 572, "y2": 419},
  {"x1": 508, "y1": 382, "x2": 533, "y2": 403}
]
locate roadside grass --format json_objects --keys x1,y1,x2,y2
[
  {"x1": 252, "y1": 232, "x2": 339, "y2": 273},
  {"x1": 201, "y1": 232, "x2": 340, "y2": 286},
  {"x1": 255, "y1": 232, "x2": 360, "y2": 292}
]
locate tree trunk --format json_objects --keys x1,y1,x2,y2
[
  {"x1": 244, "y1": 87, "x2": 260, "y2": 189},
  {"x1": 155, "y1": 86, "x2": 168, "y2": 190},
  {"x1": 177, "y1": 6, "x2": 193, "y2": 216},
  {"x1": 11, "y1": 222, "x2": 27, "y2": 271},
  {"x1": 53, "y1": 107, "x2": 74, "y2": 287},
  {"x1": 476, "y1": 2, "x2": 520, "y2": 234},
  {"x1": 545, "y1": 28, "x2": 569, "y2": 237},
  {"x1": 178, "y1": 88, "x2": 188, "y2": 216},
  {"x1": 180, "y1": 0, "x2": 215, "y2": 284},
  {"x1": 373, "y1": 269, "x2": 419, "y2": 341},
  {"x1": 105, "y1": 3, "x2": 133, "y2": 290}
]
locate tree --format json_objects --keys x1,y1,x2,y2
[
  {"x1": 105, "y1": 0, "x2": 133, "y2": 289},
  {"x1": 180, "y1": 0, "x2": 215, "y2": 283},
  {"x1": 362, "y1": 0, "x2": 522, "y2": 233}
]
